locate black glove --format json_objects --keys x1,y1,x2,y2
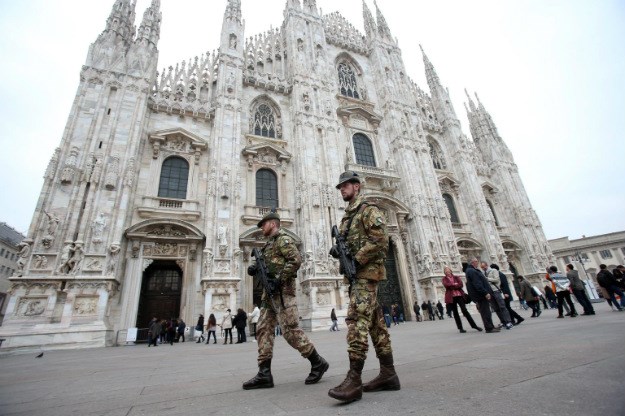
[
  {"x1": 329, "y1": 245, "x2": 339, "y2": 259},
  {"x1": 354, "y1": 259, "x2": 362, "y2": 271},
  {"x1": 247, "y1": 264, "x2": 257, "y2": 276}
]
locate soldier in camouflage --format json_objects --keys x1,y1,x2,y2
[
  {"x1": 328, "y1": 171, "x2": 401, "y2": 403},
  {"x1": 242, "y1": 211, "x2": 329, "y2": 390}
]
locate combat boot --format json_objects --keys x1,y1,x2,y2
[
  {"x1": 362, "y1": 352, "x2": 401, "y2": 392},
  {"x1": 242, "y1": 360, "x2": 274, "y2": 390},
  {"x1": 328, "y1": 358, "x2": 364, "y2": 403},
  {"x1": 305, "y1": 348, "x2": 329, "y2": 384}
]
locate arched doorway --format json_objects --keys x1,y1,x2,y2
[
  {"x1": 136, "y1": 261, "x2": 183, "y2": 328},
  {"x1": 379, "y1": 243, "x2": 405, "y2": 318}
]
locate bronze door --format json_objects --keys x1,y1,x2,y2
[
  {"x1": 137, "y1": 261, "x2": 182, "y2": 329},
  {"x1": 379, "y1": 243, "x2": 405, "y2": 318}
]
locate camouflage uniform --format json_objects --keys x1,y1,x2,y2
[
  {"x1": 256, "y1": 228, "x2": 315, "y2": 363},
  {"x1": 339, "y1": 195, "x2": 392, "y2": 361}
]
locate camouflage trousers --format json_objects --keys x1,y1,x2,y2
[
  {"x1": 256, "y1": 293, "x2": 315, "y2": 364},
  {"x1": 346, "y1": 279, "x2": 393, "y2": 361}
]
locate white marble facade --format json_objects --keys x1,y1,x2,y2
[{"x1": 0, "y1": 0, "x2": 555, "y2": 350}]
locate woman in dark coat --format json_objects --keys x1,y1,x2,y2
[
  {"x1": 233, "y1": 308, "x2": 247, "y2": 343},
  {"x1": 442, "y1": 266, "x2": 482, "y2": 333},
  {"x1": 195, "y1": 314, "x2": 205, "y2": 343}
]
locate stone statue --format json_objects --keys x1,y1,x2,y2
[
  {"x1": 217, "y1": 225, "x2": 228, "y2": 246},
  {"x1": 107, "y1": 243, "x2": 120, "y2": 274},
  {"x1": 91, "y1": 213, "x2": 107, "y2": 244},
  {"x1": 44, "y1": 211, "x2": 60, "y2": 236},
  {"x1": 67, "y1": 243, "x2": 84, "y2": 275},
  {"x1": 203, "y1": 248, "x2": 214, "y2": 275},
  {"x1": 15, "y1": 240, "x2": 32, "y2": 276},
  {"x1": 57, "y1": 241, "x2": 74, "y2": 274}
]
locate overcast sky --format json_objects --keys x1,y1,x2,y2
[{"x1": 0, "y1": 0, "x2": 623, "y2": 240}]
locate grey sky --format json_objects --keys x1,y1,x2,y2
[{"x1": 0, "y1": 0, "x2": 623, "y2": 240}]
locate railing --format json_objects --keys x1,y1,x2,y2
[{"x1": 159, "y1": 199, "x2": 183, "y2": 209}]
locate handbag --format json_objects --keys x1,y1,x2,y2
[{"x1": 463, "y1": 291, "x2": 472, "y2": 304}]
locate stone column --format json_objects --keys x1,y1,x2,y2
[{"x1": 118, "y1": 243, "x2": 144, "y2": 330}]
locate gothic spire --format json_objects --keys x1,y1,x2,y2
[
  {"x1": 224, "y1": 0, "x2": 242, "y2": 24},
  {"x1": 373, "y1": 0, "x2": 392, "y2": 39},
  {"x1": 363, "y1": 0, "x2": 377, "y2": 39},
  {"x1": 465, "y1": 90, "x2": 508, "y2": 158},
  {"x1": 303, "y1": 0, "x2": 319, "y2": 14},
  {"x1": 465, "y1": 88, "x2": 477, "y2": 112},
  {"x1": 135, "y1": 0, "x2": 161, "y2": 48},
  {"x1": 103, "y1": 0, "x2": 137, "y2": 46},
  {"x1": 420, "y1": 45, "x2": 442, "y2": 92}
]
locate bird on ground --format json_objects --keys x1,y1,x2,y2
[{"x1": 36, "y1": 352, "x2": 44, "y2": 358}]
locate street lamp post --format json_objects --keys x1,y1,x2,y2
[{"x1": 575, "y1": 250, "x2": 599, "y2": 300}]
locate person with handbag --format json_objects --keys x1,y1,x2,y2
[
  {"x1": 195, "y1": 314, "x2": 205, "y2": 343},
  {"x1": 442, "y1": 266, "x2": 482, "y2": 333}
]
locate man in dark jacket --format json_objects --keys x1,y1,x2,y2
[
  {"x1": 413, "y1": 301, "x2": 421, "y2": 322},
  {"x1": 597, "y1": 264, "x2": 625, "y2": 311},
  {"x1": 566, "y1": 264, "x2": 595, "y2": 315},
  {"x1": 465, "y1": 258, "x2": 499, "y2": 333}
]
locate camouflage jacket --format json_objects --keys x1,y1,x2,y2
[
  {"x1": 261, "y1": 228, "x2": 301, "y2": 296},
  {"x1": 339, "y1": 195, "x2": 389, "y2": 281}
]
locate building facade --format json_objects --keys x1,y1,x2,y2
[
  {"x1": 0, "y1": 222, "x2": 26, "y2": 325},
  {"x1": 549, "y1": 231, "x2": 625, "y2": 299},
  {"x1": 0, "y1": 0, "x2": 555, "y2": 350}
]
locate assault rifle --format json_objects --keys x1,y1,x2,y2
[
  {"x1": 251, "y1": 248, "x2": 284, "y2": 309},
  {"x1": 330, "y1": 225, "x2": 357, "y2": 292}
]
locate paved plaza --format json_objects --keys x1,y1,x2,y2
[{"x1": 1, "y1": 303, "x2": 624, "y2": 416}]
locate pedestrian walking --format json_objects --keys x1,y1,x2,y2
[
  {"x1": 413, "y1": 301, "x2": 422, "y2": 322},
  {"x1": 147, "y1": 317, "x2": 161, "y2": 347},
  {"x1": 195, "y1": 314, "x2": 205, "y2": 343},
  {"x1": 566, "y1": 264, "x2": 595, "y2": 315},
  {"x1": 466, "y1": 258, "x2": 500, "y2": 333},
  {"x1": 547, "y1": 266, "x2": 578, "y2": 318},
  {"x1": 490, "y1": 264, "x2": 524, "y2": 326},
  {"x1": 330, "y1": 308, "x2": 340, "y2": 331},
  {"x1": 243, "y1": 210, "x2": 329, "y2": 390},
  {"x1": 328, "y1": 171, "x2": 400, "y2": 403}
]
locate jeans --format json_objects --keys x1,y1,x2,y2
[
  {"x1": 383, "y1": 314, "x2": 391, "y2": 327},
  {"x1": 330, "y1": 320, "x2": 339, "y2": 331},
  {"x1": 606, "y1": 285, "x2": 625, "y2": 309}
]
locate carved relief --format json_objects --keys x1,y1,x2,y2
[
  {"x1": 17, "y1": 298, "x2": 47, "y2": 317},
  {"x1": 152, "y1": 243, "x2": 178, "y2": 256},
  {"x1": 73, "y1": 297, "x2": 98, "y2": 315}
]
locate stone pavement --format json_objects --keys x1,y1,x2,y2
[{"x1": 1, "y1": 303, "x2": 624, "y2": 416}]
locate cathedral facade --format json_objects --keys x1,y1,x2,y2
[{"x1": 0, "y1": 0, "x2": 555, "y2": 350}]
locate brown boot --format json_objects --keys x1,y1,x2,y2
[
  {"x1": 362, "y1": 353, "x2": 401, "y2": 392},
  {"x1": 242, "y1": 360, "x2": 274, "y2": 390},
  {"x1": 328, "y1": 358, "x2": 364, "y2": 403}
]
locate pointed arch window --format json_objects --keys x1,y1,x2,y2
[
  {"x1": 429, "y1": 141, "x2": 447, "y2": 170},
  {"x1": 338, "y1": 63, "x2": 360, "y2": 99},
  {"x1": 443, "y1": 193, "x2": 460, "y2": 224},
  {"x1": 353, "y1": 133, "x2": 376, "y2": 167},
  {"x1": 158, "y1": 157, "x2": 189, "y2": 199},
  {"x1": 256, "y1": 169, "x2": 278, "y2": 208},
  {"x1": 253, "y1": 104, "x2": 276, "y2": 138},
  {"x1": 486, "y1": 199, "x2": 499, "y2": 226}
]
